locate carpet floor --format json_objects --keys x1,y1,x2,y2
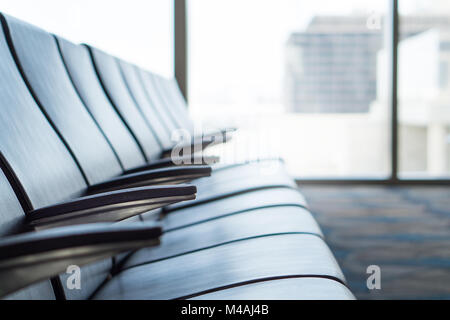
[{"x1": 299, "y1": 185, "x2": 450, "y2": 300}]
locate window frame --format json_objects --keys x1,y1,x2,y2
[{"x1": 174, "y1": 0, "x2": 450, "y2": 185}]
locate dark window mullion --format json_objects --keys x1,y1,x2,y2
[
  {"x1": 174, "y1": 0, "x2": 188, "y2": 102},
  {"x1": 389, "y1": 0, "x2": 399, "y2": 181}
]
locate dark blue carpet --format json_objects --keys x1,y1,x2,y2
[{"x1": 299, "y1": 185, "x2": 450, "y2": 300}]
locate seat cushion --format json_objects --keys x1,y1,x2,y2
[
  {"x1": 166, "y1": 164, "x2": 298, "y2": 212},
  {"x1": 211, "y1": 158, "x2": 285, "y2": 173},
  {"x1": 191, "y1": 277, "x2": 355, "y2": 300},
  {"x1": 123, "y1": 206, "x2": 322, "y2": 268},
  {"x1": 197, "y1": 160, "x2": 294, "y2": 188},
  {"x1": 147, "y1": 188, "x2": 308, "y2": 229},
  {"x1": 94, "y1": 234, "x2": 344, "y2": 300}
]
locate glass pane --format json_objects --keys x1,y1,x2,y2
[
  {"x1": 398, "y1": 0, "x2": 450, "y2": 178},
  {"x1": 189, "y1": 0, "x2": 390, "y2": 178},
  {"x1": 1, "y1": 0, "x2": 173, "y2": 77}
]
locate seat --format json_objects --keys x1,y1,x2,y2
[
  {"x1": 0, "y1": 14, "x2": 197, "y2": 227},
  {"x1": 120, "y1": 52, "x2": 286, "y2": 176},
  {"x1": 0, "y1": 12, "x2": 354, "y2": 301},
  {"x1": 2, "y1": 15, "x2": 211, "y2": 192},
  {"x1": 138, "y1": 68, "x2": 235, "y2": 153},
  {"x1": 114, "y1": 56, "x2": 285, "y2": 171},
  {"x1": 120, "y1": 60, "x2": 233, "y2": 156},
  {"x1": 0, "y1": 158, "x2": 164, "y2": 300},
  {"x1": 0, "y1": 13, "x2": 311, "y2": 267},
  {"x1": 191, "y1": 278, "x2": 355, "y2": 300},
  {"x1": 0, "y1": 157, "x2": 347, "y2": 300},
  {"x1": 116, "y1": 188, "x2": 312, "y2": 272},
  {"x1": 116, "y1": 59, "x2": 180, "y2": 152},
  {"x1": 123, "y1": 206, "x2": 321, "y2": 268},
  {"x1": 0, "y1": 19, "x2": 303, "y2": 299},
  {"x1": 1, "y1": 17, "x2": 302, "y2": 210},
  {"x1": 85, "y1": 45, "x2": 299, "y2": 195},
  {"x1": 154, "y1": 188, "x2": 308, "y2": 229},
  {"x1": 94, "y1": 234, "x2": 346, "y2": 300},
  {"x1": 3, "y1": 17, "x2": 304, "y2": 220},
  {"x1": 164, "y1": 162, "x2": 298, "y2": 212}
]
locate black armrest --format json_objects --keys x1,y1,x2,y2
[
  {"x1": 27, "y1": 185, "x2": 196, "y2": 230},
  {"x1": 200, "y1": 127, "x2": 236, "y2": 141},
  {"x1": 161, "y1": 130, "x2": 234, "y2": 158},
  {"x1": 0, "y1": 222, "x2": 162, "y2": 298},
  {"x1": 87, "y1": 166, "x2": 211, "y2": 194},
  {"x1": 207, "y1": 127, "x2": 237, "y2": 136},
  {"x1": 124, "y1": 156, "x2": 219, "y2": 173}
]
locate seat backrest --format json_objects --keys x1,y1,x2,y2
[
  {"x1": 0, "y1": 14, "x2": 87, "y2": 208},
  {"x1": 87, "y1": 46, "x2": 163, "y2": 161},
  {"x1": 150, "y1": 73, "x2": 193, "y2": 132},
  {"x1": 117, "y1": 59, "x2": 174, "y2": 151},
  {"x1": 167, "y1": 78, "x2": 190, "y2": 113},
  {"x1": 0, "y1": 167, "x2": 56, "y2": 300},
  {"x1": 0, "y1": 13, "x2": 113, "y2": 300},
  {"x1": 3, "y1": 15, "x2": 125, "y2": 186},
  {"x1": 139, "y1": 71, "x2": 189, "y2": 133},
  {"x1": 155, "y1": 75, "x2": 194, "y2": 132},
  {"x1": 56, "y1": 37, "x2": 148, "y2": 171}
]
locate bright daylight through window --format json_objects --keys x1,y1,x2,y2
[
  {"x1": 189, "y1": 0, "x2": 393, "y2": 178},
  {"x1": 0, "y1": 0, "x2": 173, "y2": 77}
]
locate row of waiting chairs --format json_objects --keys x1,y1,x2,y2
[{"x1": 0, "y1": 13, "x2": 354, "y2": 300}]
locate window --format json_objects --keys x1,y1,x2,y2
[
  {"x1": 1, "y1": 0, "x2": 173, "y2": 77},
  {"x1": 188, "y1": 0, "x2": 390, "y2": 177},
  {"x1": 399, "y1": 0, "x2": 450, "y2": 178}
]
